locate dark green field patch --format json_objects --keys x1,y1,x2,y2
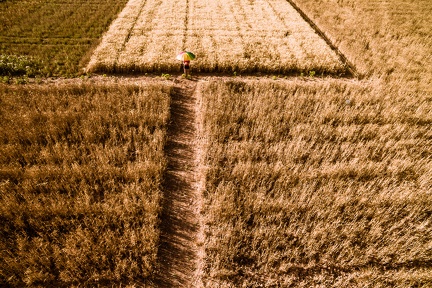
[{"x1": 0, "y1": 0, "x2": 128, "y2": 76}]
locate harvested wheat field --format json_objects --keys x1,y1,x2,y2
[
  {"x1": 1, "y1": 0, "x2": 431, "y2": 287},
  {"x1": 86, "y1": 0, "x2": 346, "y2": 75}
]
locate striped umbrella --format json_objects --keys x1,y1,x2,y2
[{"x1": 176, "y1": 51, "x2": 196, "y2": 61}]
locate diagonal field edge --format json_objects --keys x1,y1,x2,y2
[{"x1": 287, "y1": 0, "x2": 360, "y2": 78}]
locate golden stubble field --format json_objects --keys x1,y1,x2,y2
[
  {"x1": 1, "y1": 0, "x2": 431, "y2": 287},
  {"x1": 86, "y1": 0, "x2": 346, "y2": 75},
  {"x1": 292, "y1": 0, "x2": 432, "y2": 92}
]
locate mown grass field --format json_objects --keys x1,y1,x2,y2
[
  {"x1": 0, "y1": 0, "x2": 128, "y2": 77},
  {"x1": 0, "y1": 83, "x2": 171, "y2": 286}
]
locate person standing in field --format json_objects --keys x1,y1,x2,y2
[
  {"x1": 176, "y1": 51, "x2": 195, "y2": 79},
  {"x1": 183, "y1": 60, "x2": 190, "y2": 77}
]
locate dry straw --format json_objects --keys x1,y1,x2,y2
[
  {"x1": 199, "y1": 79, "x2": 432, "y2": 286},
  {"x1": 0, "y1": 83, "x2": 171, "y2": 286},
  {"x1": 87, "y1": 0, "x2": 345, "y2": 74}
]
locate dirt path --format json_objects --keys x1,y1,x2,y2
[{"x1": 154, "y1": 77, "x2": 205, "y2": 287}]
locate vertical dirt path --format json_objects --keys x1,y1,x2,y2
[{"x1": 154, "y1": 78, "x2": 205, "y2": 287}]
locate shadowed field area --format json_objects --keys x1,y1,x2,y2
[{"x1": 0, "y1": 0, "x2": 128, "y2": 77}]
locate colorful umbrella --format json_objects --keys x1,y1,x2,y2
[{"x1": 176, "y1": 51, "x2": 196, "y2": 61}]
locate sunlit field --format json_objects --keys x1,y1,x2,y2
[
  {"x1": 0, "y1": 83, "x2": 171, "y2": 286},
  {"x1": 86, "y1": 0, "x2": 345, "y2": 75},
  {"x1": 196, "y1": 0, "x2": 432, "y2": 285},
  {"x1": 0, "y1": 0, "x2": 431, "y2": 286},
  {"x1": 292, "y1": 0, "x2": 432, "y2": 92},
  {"x1": 199, "y1": 79, "x2": 432, "y2": 286}
]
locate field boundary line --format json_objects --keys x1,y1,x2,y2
[
  {"x1": 182, "y1": 0, "x2": 190, "y2": 49},
  {"x1": 287, "y1": 0, "x2": 359, "y2": 78},
  {"x1": 191, "y1": 81, "x2": 206, "y2": 287}
]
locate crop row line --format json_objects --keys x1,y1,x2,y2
[
  {"x1": 1, "y1": 37, "x2": 97, "y2": 45},
  {"x1": 114, "y1": 0, "x2": 149, "y2": 70},
  {"x1": 182, "y1": 0, "x2": 189, "y2": 49}
]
